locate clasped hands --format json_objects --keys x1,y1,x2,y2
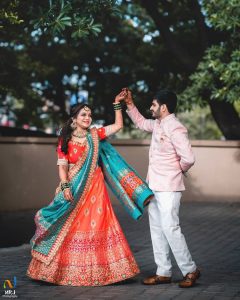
[{"x1": 114, "y1": 87, "x2": 134, "y2": 105}]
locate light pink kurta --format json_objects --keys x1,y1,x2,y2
[{"x1": 127, "y1": 106, "x2": 195, "y2": 191}]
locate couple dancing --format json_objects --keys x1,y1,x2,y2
[{"x1": 27, "y1": 88, "x2": 200, "y2": 288}]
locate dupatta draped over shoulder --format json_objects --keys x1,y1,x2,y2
[{"x1": 31, "y1": 128, "x2": 153, "y2": 265}]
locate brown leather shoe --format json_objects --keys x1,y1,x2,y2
[
  {"x1": 179, "y1": 268, "x2": 201, "y2": 288},
  {"x1": 142, "y1": 275, "x2": 172, "y2": 285}
]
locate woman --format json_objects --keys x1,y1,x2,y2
[{"x1": 27, "y1": 91, "x2": 153, "y2": 286}]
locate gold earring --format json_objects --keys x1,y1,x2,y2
[{"x1": 70, "y1": 119, "x2": 77, "y2": 129}]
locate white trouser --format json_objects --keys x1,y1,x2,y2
[{"x1": 148, "y1": 191, "x2": 196, "y2": 277}]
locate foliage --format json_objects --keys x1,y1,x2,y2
[
  {"x1": 0, "y1": 0, "x2": 239, "y2": 139},
  {"x1": 0, "y1": 0, "x2": 120, "y2": 127},
  {"x1": 181, "y1": 0, "x2": 240, "y2": 108},
  {"x1": 177, "y1": 106, "x2": 222, "y2": 140},
  {"x1": 31, "y1": 0, "x2": 120, "y2": 39},
  {"x1": 203, "y1": 0, "x2": 240, "y2": 32},
  {"x1": 0, "y1": 0, "x2": 23, "y2": 27}
]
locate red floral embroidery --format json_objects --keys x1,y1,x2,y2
[{"x1": 120, "y1": 171, "x2": 144, "y2": 198}]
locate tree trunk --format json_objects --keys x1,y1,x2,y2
[{"x1": 209, "y1": 100, "x2": 240, "y2": 140}]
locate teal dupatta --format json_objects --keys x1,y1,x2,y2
[
  {"x1": 31, "y1": 128, "x2": 153, "y2": 264},
  {"x1": 99, "y1": 140, "x2": 153, "y2": 220}
]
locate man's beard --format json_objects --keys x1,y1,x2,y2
[{"x1": 152, "y1": 107, "x2": 161, "y2": 119}]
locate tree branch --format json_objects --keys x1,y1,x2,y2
[{"x1": 189, "y1": 1, "x2": 209, "y2": 50}]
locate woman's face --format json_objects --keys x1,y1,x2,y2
[{"x1": 75, "y1": 106, "x2": 92, "y2": 130}]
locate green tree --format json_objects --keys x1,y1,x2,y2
[
  {"x1": 181, "y1": 0, "x2": 240, "y2": 139},
  {"x1": 1, "y1": 0, "x2": 239, "y2": 139},
  {"x1": 0, "y1": 0, "x2": 120, "y2": 127},
  {"x1": 0, "y1": 0, "x2": 23, "y2": 27},
  {"x1": 134, "y1": 0, "x2": 240, "y2": 139}
]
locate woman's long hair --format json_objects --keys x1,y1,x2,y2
[{"x1": 58, "y1": 104, "x2": 92, "y2": 154}]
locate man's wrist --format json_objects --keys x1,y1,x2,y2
[{"x1": 126, "y1": 102, "x2": 135, "y2": 110}]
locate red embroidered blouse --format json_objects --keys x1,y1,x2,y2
[{"x1": 57, "y1": 127, "x2": 106, "y2": 165}]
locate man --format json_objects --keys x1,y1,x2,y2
[{"x1": 124, "y1": 88, "x2": 200, "y2": 288}]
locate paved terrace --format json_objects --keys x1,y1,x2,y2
[{"x1": 1, "y1": 201, "x2": 240, "y2": 299}]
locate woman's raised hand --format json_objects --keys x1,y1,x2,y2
[{"x1": 114, "y1": 90, "x2": 127, "y2": 103}]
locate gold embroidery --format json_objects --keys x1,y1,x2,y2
[
  {"x1": 91, "y1": 196, "x2": 96, "y2": 203},
  {"x1": 97, "y1": 207, "x2": 102, "y2": 215},
  {"x1": 27, "y1": 257, "x2": 139, "y2": 286},
  {"x1": 27, "y1": 228, "x2": 140, "y2": 286},
  {"x1": 71, "y1": 138, "x2": 87, "y2": 147},
  {"x1": 91, "y1": 220, "x2": 96, "y2": 228},
  {"x1": 84, "y1": 208, "x2": 89, "y2": 216}
]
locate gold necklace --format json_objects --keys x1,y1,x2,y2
[
  {"x1": 71, "y1": 138, "x2": 87, "y2": 146},
  {"x1": 72, "y1": 131, "x2": 88, "y2": 138}
]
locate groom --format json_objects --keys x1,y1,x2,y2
[{"x1": 124, "y1": 88, "x2": 200, "y2": 288}]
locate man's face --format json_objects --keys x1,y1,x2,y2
[{"x1": 150, "y1": 99, "x2": 162, "y2": 119}]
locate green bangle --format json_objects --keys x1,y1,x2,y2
[
  {"x1": 61, "y1": 186, "x2": 69, "y2": 192},
  {"x1": 61, "y1": 182, "x2": 70, "y2": 191},
  {"x1": 113, "y1": 103, "x2": 122, "y2": 110},
  {"x1": 113, "y1": 102, "x2": 121, "y2": 107}
]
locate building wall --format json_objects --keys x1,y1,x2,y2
[{"x1": 0, "y1": 137, "x2": 239, "y2": 211}]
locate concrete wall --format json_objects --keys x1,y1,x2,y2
[{"x1": 0, "y1": 137, "x2": 239, "y2": 211}]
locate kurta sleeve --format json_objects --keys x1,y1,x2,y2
[
  {"x1": 126, "y1": 106, "x2": 154, "y2": 133},
  {"x1": 57, "y1": 140, "x2": 69, "y2": 166},
  {"x1": 170, "y1": 126, "x2": 195, "y2": 172}
]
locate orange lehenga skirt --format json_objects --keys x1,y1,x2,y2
[{"x1": 27, "y1": 167, "x2": 140, "y2": 286}]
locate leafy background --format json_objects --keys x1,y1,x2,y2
[{"x1": 0, "y1": 0, "x2": 239, "y2": 139}]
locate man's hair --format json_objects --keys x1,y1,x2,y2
[{"x1": 153, "y1": 89, "x2": 177, "y2": 113}]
